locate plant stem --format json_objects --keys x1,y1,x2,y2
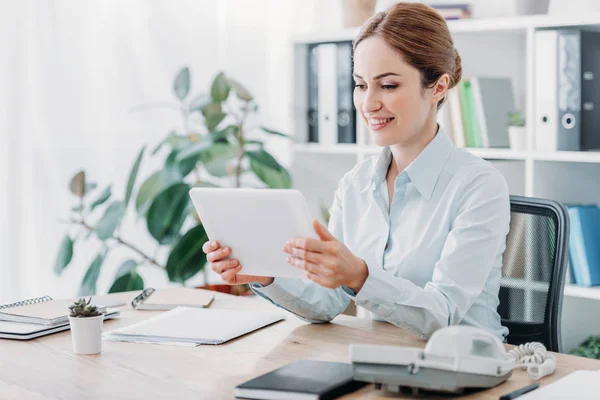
[
  {"x1": 71, "y1": 218, "x2": 165, "y2": 269},
  {"x1": 234, "y1": 104, "x2": 249, "y2": 188}
]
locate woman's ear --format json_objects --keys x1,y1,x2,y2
[{"x1": 431, "y1": 73, "x2": 450, "y2": 105}]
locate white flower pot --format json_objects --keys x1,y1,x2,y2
[
  {"x1": 69, "y1": 315, "x2": 103, "y2": 355},
  {"x1": 508, "y1": 126, "x2": 527, "y2": 151}
]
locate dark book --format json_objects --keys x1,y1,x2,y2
[{"x1": 234, "y1": 360, "x2": 367, "y2": 400}]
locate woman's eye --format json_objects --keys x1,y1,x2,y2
[
  {"x1": 382, "y1": 84, "x2": 397, "y2": 90},
  {"x1": 354, "y1": 84, "x2": 366, "y2": 90}
]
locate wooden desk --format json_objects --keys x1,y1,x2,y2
[{"x1": 2, "y1": 289, "x2": 599, "y2": 399}]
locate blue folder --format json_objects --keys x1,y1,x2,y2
[{"x1": 567, "y1": 205, "x2": 600, "y2": 286}]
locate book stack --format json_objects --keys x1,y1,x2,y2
[
  {"x1": 438, "y1": 76, "x2": 516, "y2": 148},
  {"x1": 0, "y1": 296, "x2": 119, "y2": 340},
  {"x1": 430, "y1": 3, "x2": 472, "y2": 20}
]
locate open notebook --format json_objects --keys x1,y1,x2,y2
[
  {"x1": 104, "y1": 307, "x2": 285, "y2": 345},
  {"x1": 0, "y1": 296, "x2": 107, "y2": 326}
]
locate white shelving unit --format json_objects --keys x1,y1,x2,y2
[{"x1": 289, "y1": 13, "x2": 600, "y2": 350}]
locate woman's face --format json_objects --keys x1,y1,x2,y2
[{"x1": 353, "y1": 36, "x2": 440, "y2": 147}]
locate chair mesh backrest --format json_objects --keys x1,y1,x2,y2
[{"x1": 499, "y1": 209, "x2": 557, "y2": 325}]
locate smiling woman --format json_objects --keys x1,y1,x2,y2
[{"x1": 204, "y1": 2, "x2": 511, "y2": 340}]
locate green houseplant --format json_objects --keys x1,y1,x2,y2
[
  {"x1": 54, "y1": 67, "x2": 292, "y2": 296},
  {"x1": 68, "y1": 297, "x2": 104, "y2": 355}
]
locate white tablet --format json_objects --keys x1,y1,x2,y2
[{"x1": 189, "y1": 188, "x2": 317, "y2": 279}]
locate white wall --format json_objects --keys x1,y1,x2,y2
[{"x1": 0, "y1": 0, "x2": 326, "y2": 304}]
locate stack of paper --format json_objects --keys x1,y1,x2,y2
[
  {"x1": 104, "y1": 307, "x2": 284, "y2": 345},
  {"x1": 0, "y1": 309, "x2": 120, "y2": 340}
]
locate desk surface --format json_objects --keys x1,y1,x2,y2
[{"x1": 2, "y1": 289, "x2": 599, "y2": 400}]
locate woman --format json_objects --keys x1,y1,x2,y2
[{"x1": 202, "y1": 2, "x2": 510, "y2": 340}]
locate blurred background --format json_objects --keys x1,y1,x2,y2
[{"x1": 4, "y1": 0, "x2": 600, "y2": 355}]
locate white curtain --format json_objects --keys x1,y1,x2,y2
[{"x1": 0, "y1": 0, "x2": 321, "y2": 304}]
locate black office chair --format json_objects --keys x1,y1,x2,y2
[{"x1": 498, "y1": 195, "x2": 569, "y2": 353}]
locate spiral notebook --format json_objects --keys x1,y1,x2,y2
[{"x1": 0, "y1": 296, "x2": 107, "y2": 326}]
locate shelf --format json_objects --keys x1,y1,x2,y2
[
  {"x1": 502, "y1": 277, "x2": 600, "y2": 301},
  {"x1": 293, "y1": 143, "x2": 600, "y2": 164},
  {"x1": 531, "y1": 151, "x2": 600, "y2": 164},
  {"x1": 291, "y1": 14, "x2": 600, "y2": 44},
  {"x1": 564, "y1": 284, "x2": 600, "y2": 301},
  {"x1": 292, "y1": 143, "x2": 361, "y2": 154}
]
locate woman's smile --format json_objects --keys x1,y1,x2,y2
[{"x1": 368, "y1": 116, "x2": 395, "y2": 131}]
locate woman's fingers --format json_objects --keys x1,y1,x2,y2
[
  {"x1": 211, "y1": 258, "x2": 240, "y2": 274},
  {"x1": 202, "y1": 240, "x2": 220, "y2": 254},
  {"x1": 286, "y1": 255, "x2": 320, "y2": 274},
  {"x1": 221, "y1": 264, "x2": 243, "y2": 283},
  {"x1": 207, "y1": 246, "x2": 231, "y2": 263}
]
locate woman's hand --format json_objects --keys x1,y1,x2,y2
[
  {"x1": 202, "y1": 240, "x2": 274, "y2": 287},
  {"x1": 283, "y1": 219, "x2": 369, "y2": 292}
]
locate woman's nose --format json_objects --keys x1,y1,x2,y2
[{"x1": 362, "y1": 90, "x2": 382, "y2": 114}]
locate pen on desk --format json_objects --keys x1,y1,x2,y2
[{"x1": 499, "y1": 383, "x2": 540, "y2": 400}]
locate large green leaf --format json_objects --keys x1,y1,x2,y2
[
  {"x1": 200, "y1": 143, "x2": 238, "y2": 177},
  {"x1": 188, "y1": 93, "x2": 211, "y2": 113},
  {"x1": 247, "y1": 150, "x2": 292, "y2": 189},
  {"x1": 245, "y1": 150, "x2": 283, "y2": 171},
  {"x1": 165, "y1": 149, "x2": 197, "y2": 177},
  {"x1": 175, "y1": 137, "x2": 213, "y2": 163},
  {"x1": 109, "y1": 271, "x2": 144, "y2": 293},
  {"x1": 146, "y1": 183, "x2": 190, "y2": 245},
  {"x1": 89, "y1": 186, "x2": 111, "y2": 211},
  {"x1": 95, "y1": 201, "x2": 126, "y2": 240},
  {"x1": 114, "y1": 259, "x2": 139, "y2": 278},
  {"x1": 135, "y1": 169, "x2": 182, "y2": 216},
  {"x1": 202, "y1": 103, "x2": 226, "y2": 131},
  {"x1": 54, "y1": 235, "x2": 74, "y2": 275},
  {"x1": 210, "y1": 72, "x2": 230, "y2": 103},
  {"x1": 69, "y1": 171, "x2": 85, "y2": 198},
  {"x1": 250, "y1": 160, "x2": 292, "y2": 188},
  {"x1": 125, "y1": 146, "x2": 145, "y2": 207},
  {"x1": 261, "y1": 126, "x2": 291, "y2": 139},
  {"x1": 173, "y1": 66, "x2": 190, "y2": 100},
  {"x1": 152, "y1": 131, "x2": 191, "y2": 155},
  {"x1": 166, "y1": 225, "x2": 208, "y2": 283},
  {"x1": 108, "y1": 260, "x2": 143, "y2": 293},
  {"x1": 210, "y1": 125, "x2": 239, "y2": 142},
  {"x1": 79, "y1": 251, "x2": 106, "y2": 296},
  {"x1": 227, "y1": 77, "x2": 253, "y2": 101}
]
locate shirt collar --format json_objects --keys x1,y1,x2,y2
[{"x1": 361, "y1": 125, "x2": 454, "y2": 200}]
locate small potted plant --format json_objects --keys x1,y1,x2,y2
[
  {"x1": 507, "y1": 111, "x2": 527, "y2": 151},
  {"x1": 68, "y1": 297, "x2": 104, "y2": 355}
]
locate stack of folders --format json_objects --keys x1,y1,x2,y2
[
  {"x1": 567, "y1": 205, "x2": 600, "y2": 286},
  {"x1": 534, "y1": 29, "x2": 600, "y2": 152},
  {"x1": 104, "y1": 307, "x2": 284, "y2": 346},
  {"x1": 0, "y1": 296, "x2": 120, "y2": 340},
  {"x1": 439, "y1": 77, "x2": 516, "y2": 149},
  {"x1": 307, "y1": 41, "x2": 357, "y2": 146}
]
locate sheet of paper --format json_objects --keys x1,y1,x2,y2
[
  {"x1": 518, "y1": 370, "x2": 600, "y2": 399},
  {"x1": 103, "y1": 307, "x2": 284, "y2": 345}
]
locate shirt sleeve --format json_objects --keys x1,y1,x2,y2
[
  {"x1": 251, "y1": 177, "x2": 350, "y2": 323},
  {"x1": 355, "y1": 170, "x2": 510, "y2": 339}
]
